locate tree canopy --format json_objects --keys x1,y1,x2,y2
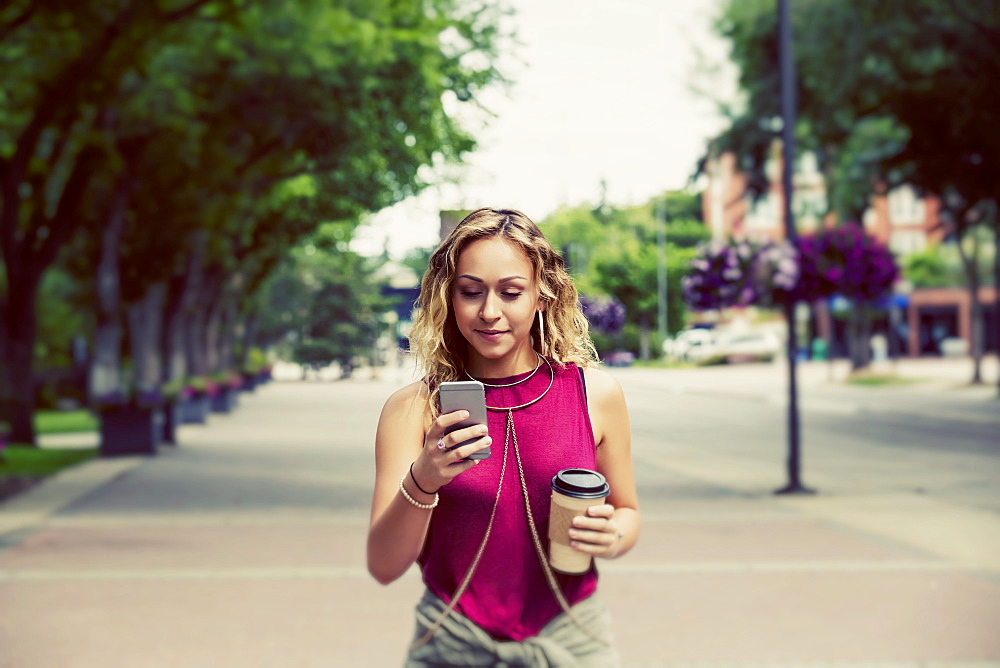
[{"x1": 0, "y1": 0, "x2": 506, "y2": 443}]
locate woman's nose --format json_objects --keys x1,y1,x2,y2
[{"x1": 480, "y1": 292, "x2": 501, "y2": 321}]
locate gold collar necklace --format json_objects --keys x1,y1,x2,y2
[
  {"x1": 464, "y1": 352, "x2": 543, "y2": 388},
  {"x1": 472, "y1": 355, "x2": 554, "y2": 412}
]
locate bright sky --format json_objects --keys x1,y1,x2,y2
[{"x1": 353, "y1": 0, "x2": 737, "y2": 259}]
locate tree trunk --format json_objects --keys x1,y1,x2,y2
[
  {"x1": 199, "y1": 269, "x2": 227, "y2": 373},
  {"x1": 178, "y1": 239, "x2": 213, "y2": 378},
  {"x1": 88, "y1": 182, "x2": 129, "y2": 401},
  {"x1": 184, "y1": 309, "x2": 209, "y2": 378},
  {"x1": 2, "y1": 270, "x2": 42, "y2": 445},
  {"x1": 217, "y1": 296, "x2": 239, "y2": 372},
  {"x1": 0, "y1": 312, "x2": 10, "y2": 426},
  {"x1": 953, "y1": 218, "x2": 984, "y2": 384},
  {"x1": 160, "y1": 271, "x2": 190, "y2": 384},
  {"x1": 638, "y1": 317, "x2": 651, "y2": 361},
  {"x1": 969, "y1": 285, "x2": 984, "y2": 385},
  {"x1": 848, "y1": 305, "x2": 873, "y2": 371},
  {"x1": 994, "y1": 203, "x2": 999, "y2": 398},
  {"x1": 126, "y1": 282, "x2": 165, "y2": 390},
  {"x1": 238, "y1": 307, "x2": 259, "y2": 372}
]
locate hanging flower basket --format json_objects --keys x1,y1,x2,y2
[{"x1": 682, "y1": 238, "x2": 762, "y2": 310}]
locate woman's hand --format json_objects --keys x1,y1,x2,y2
[
  {"x1": 568, "y1": 504, "x2": 625, "y2": 559},
  {"x1": 410, "y1": 409, "x2": 492, "y2": 494}
]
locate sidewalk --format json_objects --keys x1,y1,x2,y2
[{"x1": 1, "y1": 361, "x2": 998, "y2": 667}]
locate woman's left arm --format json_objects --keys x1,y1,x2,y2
[{"x1": 569, "y1": 367, "x2": 640, "y2": 560}]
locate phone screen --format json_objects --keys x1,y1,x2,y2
[{"x1": 439, "y1": 380, "x2": 490, "y2": 460}]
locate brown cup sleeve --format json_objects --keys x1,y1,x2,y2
[{"x1": 548, "y1": 503, "x2": 579, "y2": 547}]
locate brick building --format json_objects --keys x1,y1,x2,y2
[{"x1": 700, "y1": 144, "x2": 997, "y2": 357}]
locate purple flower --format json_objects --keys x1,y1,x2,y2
[{"x1": 580, "y1": 294, "x2": 626, "y2": 335}]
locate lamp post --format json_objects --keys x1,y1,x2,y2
[
  {"x1": 775, "y1": 0, "x2": 814, "y2": 495},
  {"x1": 656, "y1": 197, "x2": 669, "y2": 347}
]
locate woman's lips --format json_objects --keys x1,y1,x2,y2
[{"x1": 475, "y1": 329, "x2": 507, "y2": 342}]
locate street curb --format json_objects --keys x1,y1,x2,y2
[{"x1": 0, "y1": 456, "x2": 146, "y2": 538}]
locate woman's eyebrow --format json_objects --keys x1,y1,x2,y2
[{"x1": 456, "y1": 274, "x2": 527, "y2": 283}]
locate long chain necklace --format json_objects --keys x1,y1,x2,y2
[{"x1": 412, "y1": 357, "x2": 609, "y2": 649}]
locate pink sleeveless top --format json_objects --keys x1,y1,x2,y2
[{"x1": 419, "y1": 362, "x2": 599, "y2": 641}]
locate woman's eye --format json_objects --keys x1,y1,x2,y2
[
  {"x1": 502, "y1": 292, "x2": 523, "y2": 299},
  {"x1": 460, "y1": 290, "x2": 482, "y2": 298}
]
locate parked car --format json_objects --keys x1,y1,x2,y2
[
  {"x1": 663, "y1": 328, "x2": 718, "y2": 362},
  {"x1": 666, "y1": 328, "x2": 781, "y2": 364},
  {"x1": 603, "y1": 350, "x2": 636, "y2": 367},
  {"x1": 713, "y1": 330, "x2": 782, "y2": 363}
]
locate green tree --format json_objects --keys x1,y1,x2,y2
[
  {"x1": 541, "y1": 193, "x2": 707, "y2": 359},
  {"x1": 0, "y1": 0, "x2": 228, "y2": 444},
  {"x1": 1, "y1": 0, "x2": 505, "y2": 443},
  {"x1": 276, "y1": 224, "x2": 395, "y2": 378},
  {"x1": 709, "y1": 0, "x2": 999, "y2": 381}
]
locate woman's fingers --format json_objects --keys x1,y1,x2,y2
[
  {"x1": 427, "y1": 410, "x2": 470, "y2": 450},
  {"x1": 450, "y1": 434, "x2": 492, "y2": 462},
  {"x1": 568, "y1": 504, "x2": 619, "y2": 555},
  {"x1": 433, "y1": 423, "x2": 489, "y2": 456},
  {"x1": 415, "y1": 421, "x2": 490, "y2": 490}
]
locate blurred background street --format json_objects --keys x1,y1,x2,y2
[
  {"x1": 2, "y1": 0, "x2": 999, "y2": 665},
  {"x1": 2, "y1": 358, "x2": 998, "y2": 666}
]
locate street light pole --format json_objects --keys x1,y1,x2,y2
[
  {"x1": 656, "y1": 197, "x2": 669, "y2": 347},
  {"x1": 775, "y1": 0, "x2": 814, "y2": 495}
]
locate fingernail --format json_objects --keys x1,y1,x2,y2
[
  {"x1": 461, "y1": 411, "x2": 470, "y2": 419},
  {"x1": 483, "y1": 436, "x2": 492, "y2": 445}
]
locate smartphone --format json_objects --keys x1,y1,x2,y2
[{"x1": 439, "y1": 380, "x2": 490, "y2": 460}]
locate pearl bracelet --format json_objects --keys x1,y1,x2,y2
[{"x1": 399, "y1": 474, "x2": 439, "y2": 510}]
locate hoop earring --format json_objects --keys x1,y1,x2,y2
[{"x1": 537, "y1": 310, "x2": 545, "y2": 354}]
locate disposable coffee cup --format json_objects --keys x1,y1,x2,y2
[{"x1": 548, "y1": 468, "x2": 611, "y2": 574}]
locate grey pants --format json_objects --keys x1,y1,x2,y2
[{"x1": 405, "y1": 588, "x2": 620, "y2": 667}]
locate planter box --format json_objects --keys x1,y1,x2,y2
[
  {"x1": 211, "y1": 387, "x2": 238, "y2": 414},
  {"x1": 181, "y1": 395, "x2": 210, "y2": 424},
  {"x1": 162, "y1": 401, "x2": 182, "y2": 444},
  {"x1": 240, "y1": 373, "x2": 257, "y2": 393},
  {"x1": 100, "y1": 406, "x2": 162, "y2": 456}
]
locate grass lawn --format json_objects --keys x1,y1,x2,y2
[
  {"x1": 34, "y1": 409, "x2": 99, "y2": 434},
  {"x1": 0, "y1": 445, "x2": 98, "y2": 476},
  {"x1": 0, "y1": 445, "x2": 99, "y2": 502},
  {"x1": 846, "y1": 373, "x2": 922, "y2": 387},
  {"x1": 0, "y1": 410, "x2": 99, "y2": 502}
]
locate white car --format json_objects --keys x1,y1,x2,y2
[
  {"x1": 712, "y1": 330, "x2": 782, "y2": 363},
  {"x1": 664, "y1": 329, "x2": 719, "y2": 362},
  {"x1": 665, "y1": 329, "x2": 782, "y2": 364}
]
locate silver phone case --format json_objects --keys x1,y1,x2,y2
[{"x1": 439, "y1": 380, "x2": 490, "y2": 460}]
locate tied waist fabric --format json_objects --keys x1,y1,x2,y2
[{"x1": 405, "y1": 588, "x2": 619, "y2": 668}]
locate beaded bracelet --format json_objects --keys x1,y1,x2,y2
[{"x1": 399, "y1": 474, "x2": 439, "y2": 510}]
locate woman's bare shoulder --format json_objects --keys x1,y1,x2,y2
[
  {"x1": 379, "y1": 380, "x2": 432, "y2": 426},
  {"x1": 581, "y1": 365, "x2": 625, "y2": 404}
]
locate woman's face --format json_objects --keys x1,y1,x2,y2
[{"x1": 451, "y1": 236, "x2": 542, "y2": 373}]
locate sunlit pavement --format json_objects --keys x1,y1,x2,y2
[{"x1": 1, "y1": 358, "x2": 998, "y2": 666}]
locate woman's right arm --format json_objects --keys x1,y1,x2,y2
[{"x1": 366, "y1": 382, "x2": 489, "y2": 585}]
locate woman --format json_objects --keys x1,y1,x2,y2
[{"x1": 368, "y1": 208, "x2": 639, "y2": 666}]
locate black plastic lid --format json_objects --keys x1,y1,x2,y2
[{"x1": 551, "y1": 468, "x2": 610, "y2": 499}]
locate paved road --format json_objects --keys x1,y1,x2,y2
[{"x1": 1, "y1": 360, "x2": 999, "y2": 666}]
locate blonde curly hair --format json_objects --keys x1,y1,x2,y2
[{"x1": 409, "y1": 207, "x2": 598, "y2": 414}]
